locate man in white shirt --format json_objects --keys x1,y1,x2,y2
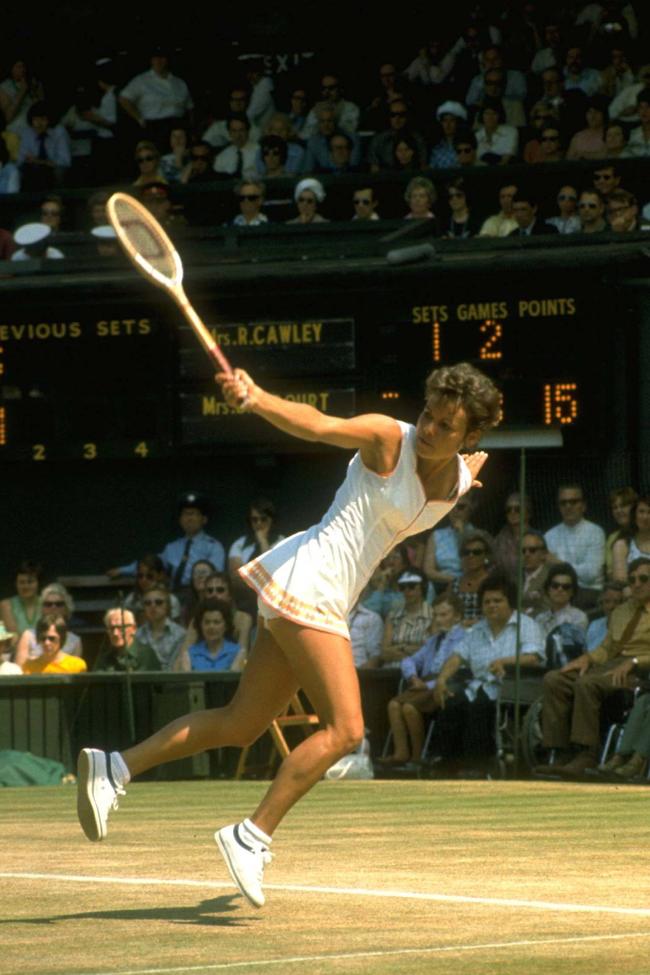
[
  {"x1": 241, "y1": 56, "x2": 275, "y2": 132},
  {"x1": 545, "y1": 484, "x2": 605, "y2": 609},
  {"x1": 626, "y1": 88, "x2": 650, "y2": 157},
  {"x1": 213, "y1": 114, "x2": 259, "y2": 178},
  {"x1": 202, "y1": 87, "x2": 261, "y2": 149},
  {"x1": 348, "y1": 601, "x2": 383, "y2": 667},
  {"x1": 302, "y1": 74, "x2": 360, "y2": 139},
  {"x1": 479, "y1": 183, "x2": 518, "y2": 236},
  {"x1": 119, "y1": 48, "x2": 193, "y2": 148}
]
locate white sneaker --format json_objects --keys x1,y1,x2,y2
[
  {"x1": 215, "y1": 821, "x2": 273, "y2": 908},
  {"x1": 77, "y1": 748, "x2": 125, "y2": 842}
]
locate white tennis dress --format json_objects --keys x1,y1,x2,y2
[{"x1": 239, "y1": 421, "x2": 473, "y2": 638}]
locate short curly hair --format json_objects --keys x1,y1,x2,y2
[{"x1": 424, "y1": 362, "x2": 501, "y2": 432}]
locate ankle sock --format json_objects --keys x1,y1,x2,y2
[
  {"x1": 109, "y1": 751, "x2": 131, "y2": 787},
  {"x1": 242, "y1": 818, "x2": 272, "y2": 846}
]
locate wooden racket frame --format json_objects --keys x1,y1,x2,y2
[{"x1": 106, "y1": 192, "x2": 232, "y2": 375}]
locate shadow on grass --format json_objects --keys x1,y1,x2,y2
[{"x1": 4, "y1": 895, "x2": 253, "y2": 927}]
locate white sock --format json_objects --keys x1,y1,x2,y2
[
  {"x1": 110, "y1": 751, "x2": 131, "y2": 787},
  {"x1": 242, "y1": 817, "x2": 272, "y2": 846}
]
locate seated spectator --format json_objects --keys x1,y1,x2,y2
[
  {"x1": 545, "y1": 483, "x2": 606, "y2": 609},
  {"x1": 535, "y1": 557, "x2": 650, "y2": 778},
  {"x1": 600, "y1": 44, "x2": 635, "y2": 100},
  {"x1": 509, "y1": 188, "x2": 559, "y2": 236},
  {"x1": 87, "y1": 189, "x2": 110, "y2": 226},
  {"x1": 577, "y1": 188, "x2": 607, "y2": 233},
  {"x1": 287, "y1": 85, "x2": 308, "y2": 139},
  {"x1": 0, "y1": 559, "x2": 42, "y2": 645},
  {"x1": 382, "y1": 593, "x2": 464, "y2": 765},
  {"x1": 232, "y1": 179, "x2": 268, "y2": 227},
  {"x1": 533, "y1": 123, "x2": 565, "y2": 163},
  {"x1": 40, "y1": 194, "x2": 63, "y2": 231},
  {"x1": 479, "y1": 183, "x2": 518, "y2": 237},
  {"x1": 368, "y1": 99, "x2": 426, "y2": 173},
  {"x1": 302, "y1": 105, "x2": 349, "y2": 173},
  {"x1": 213, "y1": 114, "x2": 259, "y2": 178},
  {"x1": 493, "y1": 493, "x2": 533, "y2": 579},
  {"x1": 202, "y1": 571, "x2": 253, "y2": 652},
  {"x1": 475, "y1": 67, "x2": 526, "y2": 128},
  {"x1": 22, "y1": 617, "x2": 86, "y2": 675},
  {"x1": 160, "y1": 125, "x2": 189, "y2": 183},
  {"x1": 17, "y1": 101, "x2": 71, "y2": 190},
  {"x1": 607, "y1": 188, "x2": 642, "y2": 232},
  {"x1": 91, "y1": 225, "x2": 119, "y2": 258},
  {"x1": 390, "y1": 133, "x2": 424, "y2": 174},
  {"x1": 449, "y1": 529, "x2": 493, "y2": 625},
  {"x1": 302, "y1": 74, "x2": 360, "y2": 138},
  {"x1": 202, "y1": 86, "x2": 260, "y2": 149},
  {"x1": 179, "y1": 558, "x2": 217, "y2": 626},
  {"x1": 228, "y1": 496, "x2": 284, "y2": 614},
  {"x1": 11, "y1": 222, "x2": 64, "y2": 260},
  {"x1": 433, "y1": 573, "x2": 544, "y2": 775},
  {"x1": 94, "y1": 608, "x2": 161, "y2": 671},
  {"x1": 403, "y1": 38, "x2": 454, "y2": 88},
  {"x1": 255, "y1": 135, "x2": 288, "y2": 178},
  {"x1": 180, "y1": 141, "x2": 215, "y2": 184},
  {"x1": 261, "y1": 113, "x2": 304, "y2": 173},
  {"x1": 562, "y1": 44, "x2": 602, "y2": 98},
  {"x1": 132, "y1": 140, "x2": 166, "y2": 188},
  {"x1": 474, "y1": 101, "x2": 518, "y2": 165},
  {"x1": 607, "y1": 66, "x2": 650, "y2": 126},
  {"x1": 545, "y1": 184, "x2": 581, "y2": 234},
  {"x1": 586, "y1": 581, "x2": 626, "y2": 652},
  {"x1": 14, "y1": 583, "x2": 82, "y2": 666},
  {"x1": 380, "y1": 569, "x2": 433, "y2": 668},
  {"x1": 108, "y1": 490, "x2": 225, "y2": 589},
  {"x1": 0, "y1": 137, "x2": 20, "y2": 193},
  {"x1": 361, "y1": 544, "x2": 410, "y2": 619},
  {"x1": 466, "y1": 45, "x2": 527, "y2": 110},
  {"x1": 537, "y1": 67, "x2": 569, "y2": 123},
  {"x1": 351, "y1": 186, "x2": 380, "y2": 220},
  {"x1": 612, "y1": 494, "x2": 650, "y2": 583},
  {"x1": 0, "y1": 58, "x2": 44, "y2": 138},
  {"x1": 429, "y1": 101, "x2": 468, "y2": 169},
  {"x1": 404, "y1": 176, "x2": 437, "y2": 222},
  {"x1": 0, "y1": 621, "x2": 21, "y2": 674},
  {"x1": 535, "y1": 562, "x2": 589, "y2": 638},
  {"x1": 362, "y1": 63, "x2": 404, "y2": 131},
  {"x1": 530, "y1": 19, "x2": 563, "y2": 75},
  {"x1": 123, "y1": 553, "x2": 181, "y2": 623},
  {"x1": 521, "y1": 531, "x2": 552, "y2": 616},
  {"x1": 453, "y1": 130, "x2": 481, "y2": 167},
  {"x1": 348, "y1": 598, "x2": 383, "y2": 668},
  {"x1": 287, "y1": 178, "x2": 328, "y2": 224},
  {"x1": 624, "y1": 87, "x2": 650, "y2": 158},
  {"x1": 175, "y1": 598, "x2": 245, "y2": 672},
  {"x1": 443, "y1": 177, "x2": 479, "y2": 238},
  {"x1": 423, "y1": 495, "x2": 475, "y2": 591},
  {"x1": 140, "y1": 182, "x2": 187, "y2": 230},
  {"x1": 566, "y1": 96, "x2": 608, "y2": 160},
  {"x1": 603, "y1": 121, "x2": 629, "y2": 158},
  {"x1": 522, "y1": 104, "x2": 554, "y2": 162},
  {"x1": 322, "y1": 131, "x2": 359, "y2": 175},
  {"x1": 119, "y1": 47, "x2": 193, "y2": 150},
  {"x1": 136, "y1": 583, "x2": 185, "y2": 670},
  {"x1": 605, "y1": 486, "x2": 638, "y2": 578}
]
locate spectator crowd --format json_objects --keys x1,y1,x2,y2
[
  {"x1": 1, "y1": 1, "x2": 650, "y2": 256},
  {"x1": 3, "y1": 476, "x2": 650, "y2": 784}
]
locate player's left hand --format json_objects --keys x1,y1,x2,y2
[{"x1": 461, "y1": 450, "x2": 488, "y2": 488}]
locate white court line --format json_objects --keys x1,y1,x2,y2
[
  {"x1": 73, "y1": 932, "x2": 650, "y2": 975},
  {"x1": 3, "y1": 871, "x2": 650, "y2": 918}
]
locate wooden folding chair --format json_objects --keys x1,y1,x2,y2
[{"x1": 234, "y1": 692, "x2": 320, "y2": 780}]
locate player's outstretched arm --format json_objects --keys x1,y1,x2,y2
[{"x1": 217, "y1": 369, "x2": 402, "y2": 473}]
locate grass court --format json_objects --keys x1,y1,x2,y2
[{"x1": 3, "y1": 778, "x2": 650, "y2": 975}]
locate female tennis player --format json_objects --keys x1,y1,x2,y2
[{"x1": 77, "y1": 360, "x2": 500, "y2": 908}]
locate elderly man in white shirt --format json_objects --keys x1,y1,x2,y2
[
  {"x1": 545, "y1": 484, "x2": 606, "y2": 609},
  {"x1": 119, "y1": 49, "x2": 193, "y2": 147}
]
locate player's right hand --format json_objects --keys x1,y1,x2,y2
[{"x1": 216, "y1": 368, "x2": 259, "y2": 411}]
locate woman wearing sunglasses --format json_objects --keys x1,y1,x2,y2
[
  {"x1": 535, "y1": 563, "x2": 588, "y2": 638},
  {"x1": 380, "y1": 568, "x2": 433, "y2": 667},
  {"x1": 14, "y1": 582, "x2": 82, "y2": 666},
  {"x1": 449, "y1": 529, "x2": 493, "y2": 625},
  {"x1": 132, "y1": 140, "x2": 166, "y2": 188},
  {"x1": 77, "y1": 361, "x2": 498, "y2": 909}
]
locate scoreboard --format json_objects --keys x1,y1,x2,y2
[{"x1": 0, "y1": 276, "x2": 623, "y2": 461}]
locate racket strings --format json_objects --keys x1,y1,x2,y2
[{"x1": 112, "y1": 199, "x2": 177, "y2": 281}]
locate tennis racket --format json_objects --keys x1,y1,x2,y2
[{"x1": 106, "y1": 192, "x2": 232, "y2": 375}]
